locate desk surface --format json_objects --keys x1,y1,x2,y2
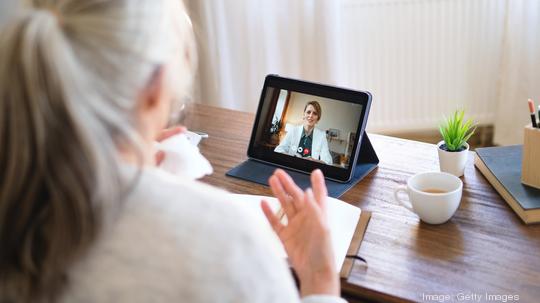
[{"x1": 185, "y1": 104, "x2": 540, "y2": 303}]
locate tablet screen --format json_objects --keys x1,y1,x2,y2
[{"x1": 248, "y1": 75, "x2": 371, "y2": 182}]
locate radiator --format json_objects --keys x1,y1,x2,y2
[{"x1": 340, "y1": 0, "x2": 507, "y2": 132}]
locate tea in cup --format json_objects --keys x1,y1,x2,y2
[{"x1": 394, "y1": 172, "x2": 463, "y2": 224}]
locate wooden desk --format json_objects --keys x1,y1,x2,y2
[{"x1": 185, "y1": 104, "x2": 540, "y2": 303}]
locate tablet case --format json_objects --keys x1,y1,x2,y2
[{"x1": 226, "y1": 133, "x2": 379, "y2": 198}]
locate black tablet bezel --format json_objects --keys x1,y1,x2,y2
[{"x1": 247, "y1": 75, "x2": 372, "y2": 183}]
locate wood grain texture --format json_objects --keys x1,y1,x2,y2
[{"x1": 186, "y1": 104, "x2": 540, "y2": 303}]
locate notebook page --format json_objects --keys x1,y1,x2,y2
[{"x1": 230, "y1": 194, "x2": 361, "y2": 269}]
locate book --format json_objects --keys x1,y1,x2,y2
[
  {"x1": 474, "y1": 145, "x2": 540, "y2": 224},
  {"x1": 232, "y1": 194, "x2": 362, "y2": 270}
]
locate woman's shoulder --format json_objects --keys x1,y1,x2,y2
[
  {"x1": 61, "y1": 167, "x2": 298, "y2": 302},
  {"x1": 121, "y1": 166, "x2": 264, "y2": 241},
  {"x1": 314, "y1": 127, "x2": 327, "y2": 137},
  {"x1": 292, "y1": 124, "x2": 303, "y2": 135},
  {"x1": 129, "y1": 166, "x2": 230, "y2": 209}
]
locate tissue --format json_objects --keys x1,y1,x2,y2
[{"x1": 155, "y1": 132, "x2": 213, "y2": 180}]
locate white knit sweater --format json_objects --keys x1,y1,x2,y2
[{"x1": 60, "y1": 166, "x2": 347, "y2": 303}]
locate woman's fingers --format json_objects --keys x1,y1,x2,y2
[
  {"x1": 155, "y1": 150, "x2": 166, "y2": 166},
  {"x1": 311, "y1": 169, "x2": 328, "y2": 210},
  {"x1": 261, "y1": 199, "x2": 284, "y2": 234},
  {"x1": 274, "y1": 169, "x2": 305, "y2": 211},
  {"x1": 269, "y1": 175, "x2": 296, "y2": 218},
  {"x1": 156, "y1": 125, "x2": 186, "y2": 141},
  {"x1": 269, "y1": 169, "x2": 325, "y2": 221},
  {"x1": 154, "y1": 126, "x2": 186, "y2": 166},
  {"x1": 304, "y1": 188, "x2": 317, "y2": 209}
]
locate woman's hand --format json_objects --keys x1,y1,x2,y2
[
  {"x1": 261, "y1": 169, "x2": 339, "y2": 297},
  {"x1": 155, "y1": 126, "x2": 186, "y2": 165}
]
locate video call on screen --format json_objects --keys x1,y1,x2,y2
[{"x1": 254, "y1": 87, "x2": 364, "y2": 169}]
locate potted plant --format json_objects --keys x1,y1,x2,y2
[
  {"x1": 438, "y1": 110, "x2": 476, "y2": 177},
  {"x1": 269, "y1": 117, "x2": 282, "y2": 145}
]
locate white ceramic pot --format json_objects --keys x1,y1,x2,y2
[{"x1": 437, "y1": 141, "x2": 469, "y2": 177}]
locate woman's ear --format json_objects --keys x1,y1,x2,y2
[
  {"x1": 137, "y1": 66, "x2": 172, "y2": 141},
  {"x1": 140, "y1": 66, "x2": 166, "y2": 111}
]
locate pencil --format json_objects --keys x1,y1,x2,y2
[
  {"x1": 538, "y1": 105, "x2": 540, "y2": 128},
  {"x1": 528, "y1": 99, "x2": 537, "y2": 128}
]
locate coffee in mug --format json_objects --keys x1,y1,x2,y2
[
  {"x1": 394, "y1": 172, "x2": 463, "y2": 224},
  {"x1": 422, "y1": 188, "x2": 448, "y2": 194}
]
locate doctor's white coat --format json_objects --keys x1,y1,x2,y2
[{"x1": 274, "y1": 125, "x2": 333, "y2": 165}]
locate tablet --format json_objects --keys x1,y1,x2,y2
[{"x1": 247, "y1": 75, "x2": 372, "y2": 182}]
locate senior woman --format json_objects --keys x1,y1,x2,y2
[
  {"x1": 275, "y1": 101, "x2": 333, "y2": 165},
  {"x1": 0, "y1": 1, "x2": 346, "y2": 302}
]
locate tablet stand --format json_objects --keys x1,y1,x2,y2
[{"x1": 226, "y1": 133, "x2": 379, "y2": 198}]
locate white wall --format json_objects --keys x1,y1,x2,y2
[
  {"x1": 341, "y1": 0, "x2": 506, "y2": 132},
  {"x1": 191, "y1": 0, "x2": 540, "y2": 145}
]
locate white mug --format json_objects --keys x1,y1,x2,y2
[{"x1": 394, "y1": 172, "x2": 463, "y2": 224}]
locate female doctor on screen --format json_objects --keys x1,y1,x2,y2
[{"x1": 274, "y1": 101, "x2": 333, "y2": 165}]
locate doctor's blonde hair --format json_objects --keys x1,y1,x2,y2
[{"x1": 0, "y1": 0, "x2": 195, "y2": 301}]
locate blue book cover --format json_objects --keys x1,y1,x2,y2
[{"x1": 476, "y1": 145, "x2": 540, "y2": 210}]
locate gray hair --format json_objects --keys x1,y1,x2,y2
[{"x1": 0, "y1": 0, "x2": 195, "y2": 301}]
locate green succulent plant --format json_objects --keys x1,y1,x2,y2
[{"x1": 439, "y1": 110, "x2": 476, "y2": 152}]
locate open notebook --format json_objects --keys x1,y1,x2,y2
[{"x1": 231, "y1": 194, "x2": 361, "y2": 270}]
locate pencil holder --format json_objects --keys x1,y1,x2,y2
[{"x1": 522, "y1": 125, "x2": 540, "y2": 189}]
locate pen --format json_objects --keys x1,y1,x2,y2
[{"x1": 528, "y1": 99, "x2": 537, "y2": 128}]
